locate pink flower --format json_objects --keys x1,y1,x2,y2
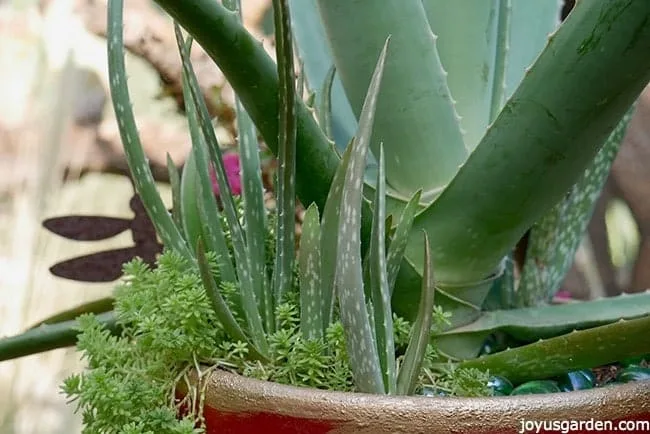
[{"x1": 209, "y1": 152, "x2": 242, "y2": 196}]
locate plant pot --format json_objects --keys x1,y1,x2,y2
[{"x1": 195, "y1": 370, "x2": 650, "y2": 434}]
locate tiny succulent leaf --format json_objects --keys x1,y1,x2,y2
[
  {"x1": 166, "y1": 154, "x2": 183, "y2": 228},
  {"x1": 386, "y1": 190, "x2": 421, "y2": 296}
]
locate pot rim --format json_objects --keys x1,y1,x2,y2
[{"x1": 200, "y1": 369, "x2": 650, "y2": 431}]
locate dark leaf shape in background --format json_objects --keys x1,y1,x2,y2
[{"x1": 43, "y1": 183, "x2": 163, "y2": 283}]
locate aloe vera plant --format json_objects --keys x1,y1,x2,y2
[{"x1": 2, "y1": 0, "x2": 650, "y2": 414}]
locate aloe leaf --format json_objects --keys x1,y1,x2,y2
[
  {"x1": 422, "y1": 0, "x2": 507, "y2": 148},
  {"x1": 459, "y1": 314, "x2": 650, "y2": 385},
  {"x1": 178, "y1": 41, "x2": 236, "y2": 284},
  {"x1": 175, "y1": 27, "x2": 268, "y2": 353},
  {"x1": 369, "y1": 146, "x2": 396, "y2": 394},
  {"x1": 396, "y1": 232, "x2": 436, "y2": 396},
  {"x1": 335, "y1": 39, "x2": 390, "y2": 394},
  {"x1": 154, "y1": 0, "x2": 339, "y2": 219},
  {"x1": 221, "y1": 0, "x2": 270, "y2": 331},
  {"x1": 517, "y1": 103, "x2": 637, "y2": 307},
  {"x1": 288, "y1": 0, "x2": 356, "y2": 149},
  {"x1": 315, "y1": 1, "x2": 466, "y2": 201},
  {"x1": 28, "y1": 298, "x2": 115, "y2": 329},
  {"x1": 196, "y1": 240, "x2": 266, "y2": 361},
  {"x1": 438, "y1": 291, "x2": 650, "y2": 358},
  {"x1": 166, "y1": 154, "x2": 183, "y2": 228},
  {"x1": 408, "y1": 0, "x2": 650, "y2": 287},
  {"x1": 317, "y1": 65, "x2": 336, "y2": 140},
  {"x1": 271, "y1": 0, "x2": 297, "y2": 310},
  {"x1": 505, "y1": 0, "x2": 561, "y2": 98},
  {"x1": 386, "y1": 190, "x2": 421, "y2": 296},
  {"x1": 0, "y1": 312, "x2": 118, "y2": 363},
  {"x1": 107, "y1": 0, "x2": 192, "y2": 262},
  {"x1": 320, "y1": 143, "x2": 354, "y2": 329},
  {"x1": 299, "y1": 204, "x2": 323, "y2": 340}
]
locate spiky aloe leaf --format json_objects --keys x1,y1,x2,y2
[
  {"x1": 320, "y1": 143, "x2": 354, "y2": 329},
  {"x1": 517, "y1": 103, "x2": 637, "y2": 307},
  {"x1": 288, "y1": 0, "x2": 356, "y2": 149},
  {"x1": 408, "y1": 0, "x2": 650, "y2": 287},
  {"x1": 166, "y1": 154, "x2": 183, "y2": 228},
  {"x1": 369, "y1": 146, "x2": 396, "y2": 394},
  {"x1": 178, "y1": 40, "x2": 235, "y2": 284},
  {"x1": 459, "y1": 314, "x2": 650, "y2": 384},
  {"x1": 422, "y1": 0, "x2": 509, "y2": 148},
  {"x1": 335, "y1": 39, "x2": 389, "y2": 394},
  {"x1": 175, "y1": 28, "x2": 268, "y2": 354},
  {"x1": 153, "y1": 0, "x2": 339, "y2": 220},
  {"x1": 396, "y1": 232, "x2": 436, "y2": 396},
  {"x1": 298, "y1": 204, "x2": 323, "y2": 340},
  {"x1": 196, "y1": 240, "x2": 266, "y2": 361},
  {"x1": 221, "y1": 0, "x2": 270, "y2": 331},
  {"x1": 271, "y1": 0, "x2": 297, "y2": 310},
  {"x1": 315, "y1": 0, "x2": 467, "y2": 202},
  {"x1": 107, "y1": 0, "x2": 191, "y2": 262},
  {"x1": 386, "y1": 190, "x2": 421, "y2": 296},
  {"x1": 0, "y1": 312, "x2": 118, "y2": 362},
  {"x1": 437, "y1": 291, "x2": 650, "y2": 360},
  {"x1": 505, "y1": 0, "x2": 561, "y2": 98}
]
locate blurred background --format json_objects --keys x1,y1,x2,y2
[{"x1": 0, "y1": 0, "x2": 648, "y2": 432}]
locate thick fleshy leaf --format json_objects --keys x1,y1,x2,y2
[
  {"x1": 107, "y1": 0, "x2": 192, "y2": 261},
  {"x1": 334, "y1": 39, "x2": 390, "y2": 394},
  {"x1": 369, "y1": 147, "x2": 396, "y2": 394},
  {"x1": 396, "y1": 232, "x2": 436, "y2": 395},
  {"x1": 270, "y1": 0, "x2": 298, "y2": 310},
  {"x1": 516, "y1": 103, "x2": 637, "y2": 306},
  {"x1": 315, "y1": 0, "x2": 467, "y2": 201},
  {"x1": 298, "y1": 204, "x2": 323, "y2": 340}
]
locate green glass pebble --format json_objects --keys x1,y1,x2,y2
[
  {"x1": 487, "y1": 375, "x2": 513, "y2": 396},
  {"x1": 616, "y1": 366, "x2": 650, "y2": 383},
  {"x1": 511, "y1": 380, "x2": 561, "y2": 395},
  {"x1": 556, "y1": 370, "x2": 594, "y2": 392}
]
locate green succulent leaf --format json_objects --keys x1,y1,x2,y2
[
  {"x1": 438, "y1": 291, "x2": 650, "y2": 360},
  {"x1": 397, "y1": 232, "x2": 436, "y2": 396},
  {"x1": 369, "y1": 146, "x2": 396, "y2": 394},
  {"x1": 288, "y1": 0, "x2": 356, "y2": 149},
  {"x1": 517, "y1": 102, "x2": 637, "y2": 307},
  {"x1": 315, "y1": 0, "x2": 467, "y2": 201},
  {"x1": 386, "y1": 190, "x2": 421, "y2": 296},
  {"x1": 166, "y1": 154, "x2": 183, "y2": 228},
  {"x1": 0, "y1": 312, "x2": 118, "y2": 362},
  {"x1": 28, "y1": 298, "x2": 115, "y2": 329},
  {"x1": 271, "y1": 0, "x2": 298, "y2": 310},
  {"x1": 174, "y1": 27, "x2": 268, "y2": 353},
  {"x1": 298, "y1": 203, "x2": 323, "y2": 340},
  {"x1": 107, "y1": 0, "x2": 192, "y2": 262},
  {"x1": 335, "y1": 38, "x2": 390, "y2": 394},
  {"x1": 459, "y1": 314, "x2": 650, "y2": 385},
  {"x1": 408, "y1": 0, "x2": 650, "y2": 287},
  {"x1": 178, "y1": 39, "x2": 235, "y2": 284},
  {"x1": 196, "y1": 239, "x2": 266, "y2": 361}
]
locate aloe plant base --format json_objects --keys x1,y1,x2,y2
[{"x1": 188, "y1": 370, "x2": 650, "y2": 434}]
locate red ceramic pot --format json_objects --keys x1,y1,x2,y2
[{"x1": 194, "y1": 369, "x2": 650, "y2": 434}]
